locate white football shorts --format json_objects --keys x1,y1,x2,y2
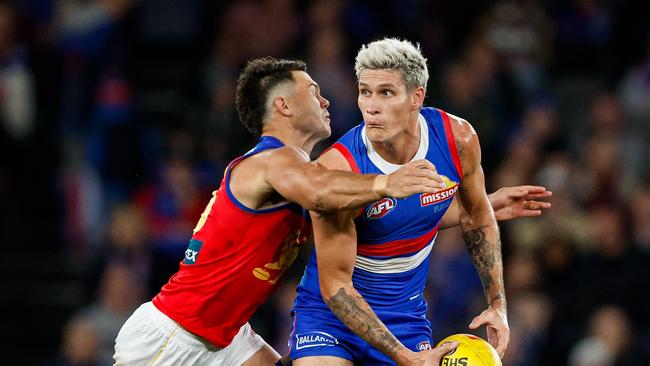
[{"x1": 113, "y1": 302, "x2": 266, "y2": 365}]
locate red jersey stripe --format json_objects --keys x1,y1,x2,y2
[
  {"x1": 438, "y1": 109, "x2": 463, "y2": 179},
  {"x1": 357, "y1": 224, "x2": 439, "y2": 257}
]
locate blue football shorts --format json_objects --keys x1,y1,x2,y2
[{"x1": 289, "y1": 301, "x2": 432, "y2": 365}]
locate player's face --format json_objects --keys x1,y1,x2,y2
[
  {"x1": 358, "y1": 69, "x2": 419, "y2": 144},
  {"x1": 289, "y1": 71, "x2": 331, "y2": 140}
]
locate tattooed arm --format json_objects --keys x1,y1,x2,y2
[
  {"x1": 311, "y1": 209, "x2": 456, "y2": 366},
  {"x1": 447, "y1": 114, "x2": 510, "y2": 358}
]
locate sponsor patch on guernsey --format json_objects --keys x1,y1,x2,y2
[
  {"x1": 295, "y1": 331, "x2": 339, "y2": 350},
  {"x1": 420, "y1": 184, "x2": 458, "y2": 207},
  {"x1": 183, "y1": 238, "x2": 203, "y2": 264}
]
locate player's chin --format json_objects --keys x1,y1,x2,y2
[
  {"x1": 366, "y1": 129, "x2": 387, "y2": 143},
  {"x1": 318, "y1": 124, "x2": 332, "y2": 140}
]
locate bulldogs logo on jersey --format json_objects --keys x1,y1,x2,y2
[{"x1": 366, "y1": 198, "x2": 397, "y2": 219}]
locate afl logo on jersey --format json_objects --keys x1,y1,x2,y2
[{"x1": 366, "y1": 198, "x2": 397, "y2": 219}]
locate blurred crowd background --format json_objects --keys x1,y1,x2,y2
[{"x1": 0, "y1": 0, "x2": 649, "y2": 365}]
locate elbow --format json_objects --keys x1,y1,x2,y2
[
  {"x1": 319, "y1": 281, "x2": 336, "y2": 303},
  {"x1": 308, "y1": 186, "x2": 342, "y2": 213},
  {"x1": 300, "y1": 190, "x2": 327, "y2": 212},
  {"x1": 312, "y1": 190, "x2": 329, "y2": 212},
  {"x1": 319, "y1": 278, "x2": 345, "y2": 304},
  {"x1": 459, "y1": 211, "x2": 475, "y2": 229}
]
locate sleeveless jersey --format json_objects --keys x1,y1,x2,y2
[
  {"x1": 153, "y1": 136, "x2": 309, "y2": 347},
  {"x1": 295, "y1": 107, "x2": 463, "y2": 310}
]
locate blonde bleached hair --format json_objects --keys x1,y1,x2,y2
[{"x1": 354, "y1": 37, "x2": 429, "y2": 90}]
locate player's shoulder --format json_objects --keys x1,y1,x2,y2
[
  {"x1": 428, "y1": 107, "x2": 476, "y2": 146},
  {"x1": 448, "y1": 112, "x2": 476, "y2": 144},
  {"x1": 241, "y1": 145, "x2": 311, "y2": 171},
  {"x1": 316, "y1": 146, "x2": 353, "y2": 172}
]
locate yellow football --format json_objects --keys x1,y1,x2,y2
[{"x1": 435, "y1": 334, "x2": 502, "y2": 366}]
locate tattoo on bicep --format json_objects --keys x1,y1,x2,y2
[
  {"x1": 325, "y1": 288, "x2": 401, "y2": 357},
  {"x1": 462, "y1": 225, "x2": 499, "y2": 293},
  {"x1": 455, "y1": 139, "x2": 464, "y2": 158}
]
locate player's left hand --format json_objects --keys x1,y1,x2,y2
[
  {"x1": 489, "y1": 185, "x2": 552, "y2": 221},
  {"x1": 469, "y1": 305, "x2": 509, "y2": 359}
]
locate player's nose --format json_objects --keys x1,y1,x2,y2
[
  {"x1": 365, "y1": 98, "x2": 381, "y2": 115},
  {"x1": 319, "y1": 95, "x2": 330, "y2": 109}
]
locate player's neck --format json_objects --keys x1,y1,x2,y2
[
  {"x1": 261, "y1": 126, "x2": 318, "y2": 156},
  {"x1": 372, "y1": 114, "x2": 420, "y2": 164}
]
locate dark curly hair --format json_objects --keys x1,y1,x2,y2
[{"x1": 236, "y1": 57, "x2": 307, "y2": 136}]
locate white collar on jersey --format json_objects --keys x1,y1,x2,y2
[{"x1": 361, "y1": 113, "x2": 429, "y2": 174}]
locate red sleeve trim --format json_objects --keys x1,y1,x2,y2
[
  {"x1": 325, "y1": 143, "x2": 361, "y2": 174},
  {"x1": 438, "y1": 109, "x2": 464, "y2": 179},
  {"x1": 322, "y1": 143, "x2": 363, "y2": 217}
]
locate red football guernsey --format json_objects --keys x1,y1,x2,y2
[{"x1": 153, "y1": 136, "x2": 309, "y2": 347}]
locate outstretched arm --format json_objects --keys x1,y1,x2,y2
[
  {"x1": 450, "y1": 115, "x2": 509, "y2": 358},
  {"x1": 439, "y1": 186, "x2": 552, "y2": 229},
  {"x1": 264, "y1": 147, "x2": 445, "y2": 212}
]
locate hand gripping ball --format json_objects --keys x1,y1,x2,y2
[{"x1": 435, "y1": 334, "x2": 502, "y2": 366}]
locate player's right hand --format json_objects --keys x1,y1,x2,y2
[
  {"x1": 401, "y1": 341, "x2": 459, "y2": 366},
  {"x1": 385, "y1": 159, "x2": 446, "y2": 198}
]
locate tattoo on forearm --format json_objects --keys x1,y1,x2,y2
[
  {"x1": 462, "y1": 225, "x2": 504, "y2": 299},
  {"x1": 490, "y1": 294, "x2": 503, "y2": 306},
  {"x1": 326, "y1": 288, "x2": 401, "y2": 358}
]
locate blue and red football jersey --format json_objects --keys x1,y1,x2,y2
[{"x1": 295, "y1": 107, "x2": 463, "y2": 311}]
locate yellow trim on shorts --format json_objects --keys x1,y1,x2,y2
[{"x1": 148, "y1": 328, "x2": 178, "y2": 366}]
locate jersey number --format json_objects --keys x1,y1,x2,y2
[{"x1": 193, "y1": 191, "x2": 217, "y2": 233}]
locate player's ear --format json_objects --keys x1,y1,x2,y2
[
  {"x1": 411, "y1": 86, "x2": 425, "y2": 109},
  {"x1": 273, "y1": 96, "x2": 293, "y2": 117}
]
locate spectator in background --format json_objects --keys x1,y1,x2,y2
[
  {"x1": 504, "y1": 292, "x2": 552, "y2": 366},
  {"x1": 568, "y1": 305, "x2": 639, "y2": 366},
  {"x1": 74, "y1": 262, "x2": 144, "y2": 365},
  {"x1": 0, "y1": 0, "x2": 35, "y2": 155},
  {"x1": 56, "y1": 0, "x2": 134, "y2": 250},
  {"x1": 86, "y1": 73, "x2": 153, "y2": 203},
  {"x1": 0, "y1": 0, "x2": 37, "y2": 242},
  {"x1": 478, "y1": 0, "x2": 552, "y2": 100},
  {"x1": 46, "y1": 317, "x2": 102, "y2": 366},
  {"x1": 619, "y1": 34, "x2": 650, "y2": 127},
  {"x1": 91, "y1": 203, "x2": 153, "y2": 297},
  {"x1": 438, "y1": 57, "x2": 506, "y2": 171},
  {"x1": 133, "y1": 155, "x2": 207, "y2": 290},
  {"x1": 624, "y1": 186, "x2": 650, "y2": 331},
  {"x1": 0, "y1": 1, "x2": 35, "y2": 143},
  {"x1": 629, "y1": 185, "x2": 650, "y2": 252},
  {"x1": 573, "y1": 93, "x2": 645, "y2": 202},
  {"x1": 306, "y1": 27, "x2": 357, "y2": 147},
  {"x1": 552, "y1": 0, "x2": 613, "y2": 75}
]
